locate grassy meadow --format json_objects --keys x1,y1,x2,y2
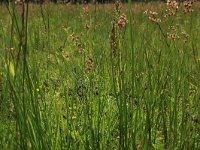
[{"x1": 0, "y1": 1, "x2": 200, "y2": 149}]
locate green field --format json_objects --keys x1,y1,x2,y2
[{"x1": 0, "y1": 2, "x2": 200, "y2": 149}]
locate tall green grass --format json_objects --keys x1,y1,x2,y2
[{"x1": 0, "y1": 2, "x2": 199, "y2": 149}]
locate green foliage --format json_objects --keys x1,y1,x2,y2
[{"x1": 0, "y1": 2, "x2": 199, "y2": 150}]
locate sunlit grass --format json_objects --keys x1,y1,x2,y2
[{"x1": 0, "y1": 2, "x2": 199, "y2": 149}]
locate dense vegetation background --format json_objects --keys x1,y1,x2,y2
[
  {"x1": 0, "y1": 0, "x2": 187, "y2": 4},
  {"x1": 0, "y1": 0, "x2": 199, "y2": 149}
]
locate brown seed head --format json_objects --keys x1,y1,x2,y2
[
  {"x1": 117, "y1": 13, "x2": 128, "y2": 28},
  {"x1": 86, "y1": 57, "x2": 94, "y2": 73},
  {"x1": 10, "y1": 47, "x2": 15, "y2": 53},
  {"x1": 166, "y1": 0, "x2": 179, "y2": 9},
  {"x1": 183, "y1": 0, "x2": 195, "y2": 14}
]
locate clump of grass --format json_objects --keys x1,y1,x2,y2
[{"x1": 0, "y1": 1, "x2": 199, "y2": 149}]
